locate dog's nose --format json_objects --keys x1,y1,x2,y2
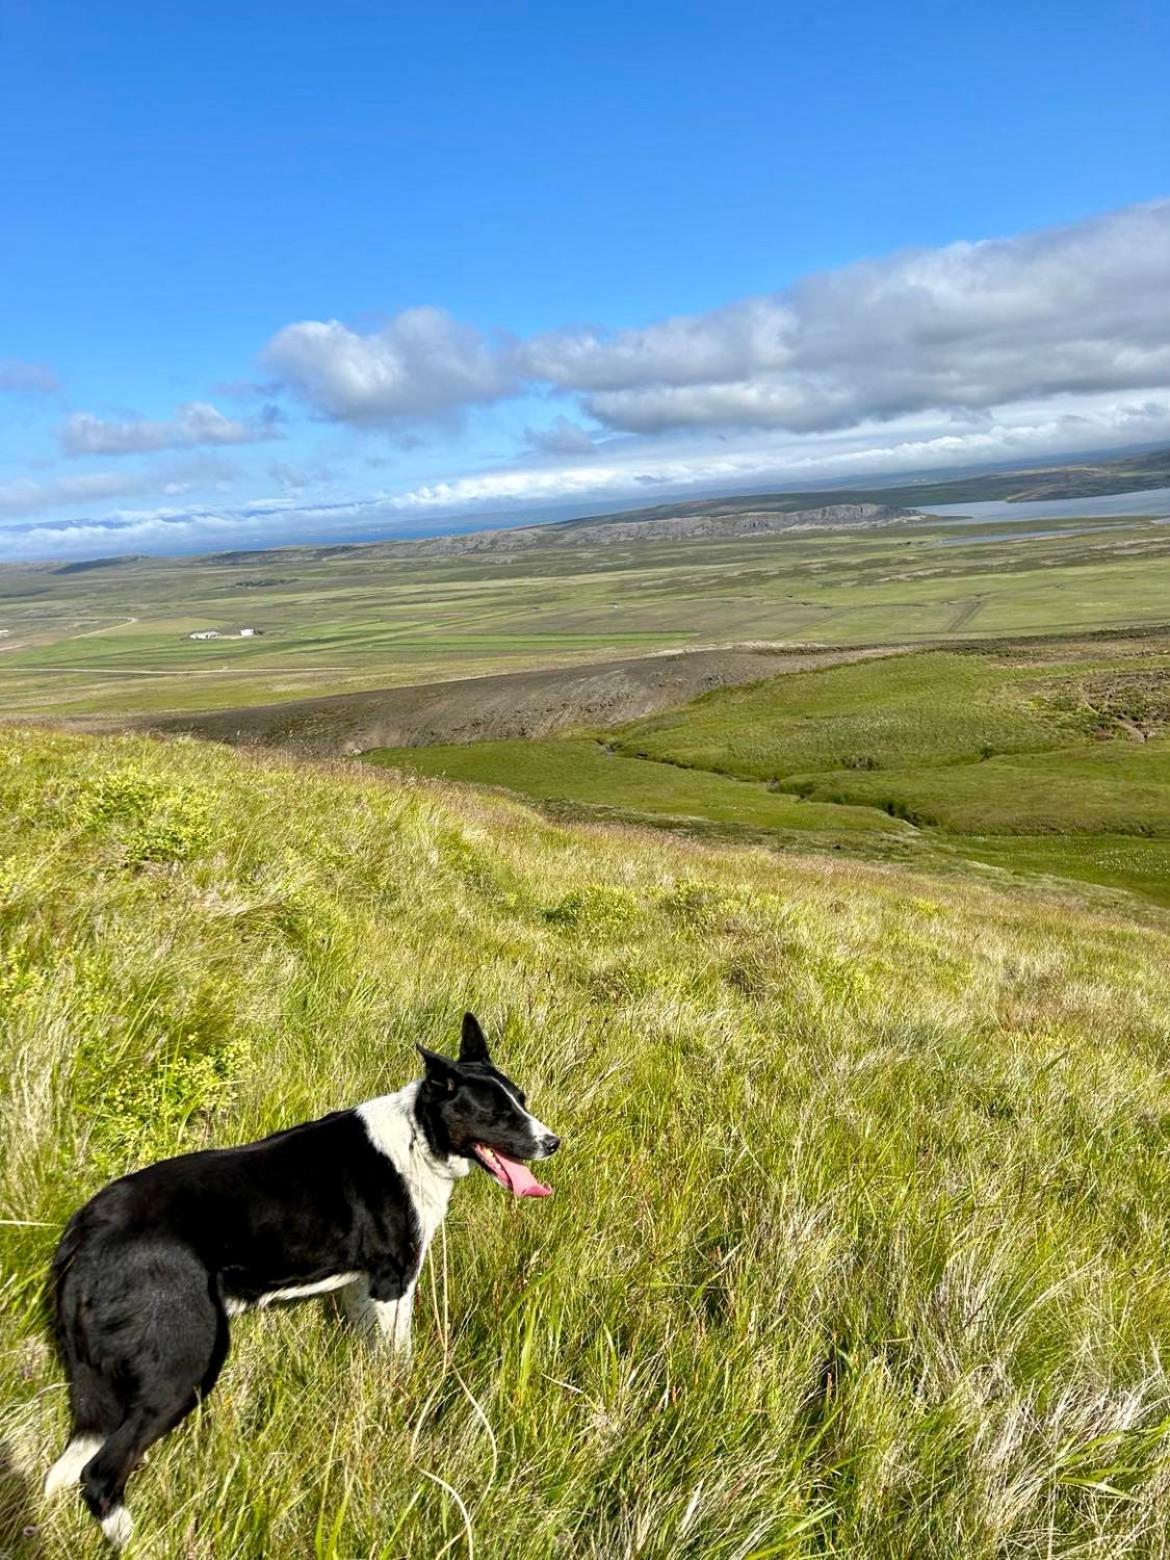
[{"x1": 541, "y1": 1133, "x2": 561, "y2": 1156}]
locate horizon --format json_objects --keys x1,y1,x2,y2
[
  {"x1": 2, "y1": 2, "x2": 1169, "y2": 562},
  {"x1": 3, "y1": 438, "x2": 1170, "y2": 570}
]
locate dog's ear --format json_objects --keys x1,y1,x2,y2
[
  {"x1": 459, "y1": 1012, "x2": 491, "y2": 1065},
  {"x1": 417, "y1": 1044, "x2": 461, "y2": 1093}
]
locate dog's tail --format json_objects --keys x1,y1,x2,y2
[{"x1": 44, "y1": 1433, "x2": 104, "y2": 1499}]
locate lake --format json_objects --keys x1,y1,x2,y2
[{"x1": 926, "y1": 486, "x2": 1170, "y2": 523}]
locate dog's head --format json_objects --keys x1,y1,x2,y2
[{"x1": 415, "y1": 1013, "x2": 560, "y2": 1197}]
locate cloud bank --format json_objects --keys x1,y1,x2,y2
[{"x1": 265, "y1": 200, "x2": 1170, "y2": 437}]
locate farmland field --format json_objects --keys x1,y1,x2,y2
[{"x1": 5, "y1": 512, "x2": 1170, "y2": 719}]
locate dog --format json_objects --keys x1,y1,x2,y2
[{"x1": 44, "y1": 1013, "x2": 559, "y2": 1547}]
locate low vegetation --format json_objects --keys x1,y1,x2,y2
[
  {"x1": 372, "y1": 641, "x2": 1170, "y2": 906},
  {"x1": 364, "y1": 737, "x2": 906, "y2": 836},
  {"x1": 5, "y1": 728, "x2": 1170, "y2": 1555},
  {"x1": 615, "y1": 651, "x2": 1084, "y2": 775}
]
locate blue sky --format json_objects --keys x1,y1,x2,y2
[{"x1": 1, "y1": 0, "x2": 1168, "y2": 560}]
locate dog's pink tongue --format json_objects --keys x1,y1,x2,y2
[{"x1": 496, "y1": 1151, "x2": 552, "y2": 1198}]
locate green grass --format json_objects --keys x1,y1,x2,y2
[
  {"x1": 364, "y1": 738, "x2": 908, "y2": 836},
  {"x1": 793, "y1": 740, "x2": 1170, "y2": 836},
  {"x1": 946, "y1": 835, "x2": 1170, "y2": 907},
  {"x1": 365, "y1": 643, "x2": 1170, "y2": 909},
  {"x1": 613, "y1": 651, "x2": 1085, "y2": 778},
  {"x1": 7, "y1": 730, "x2": 1170, "y2": 1554}
]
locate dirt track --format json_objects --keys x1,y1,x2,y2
[{"x1": 143, "y1": 644, "x2": 904, "y2": 755}]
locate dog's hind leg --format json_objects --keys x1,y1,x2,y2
[
  {"x1": 80, "y1": 1394, "x2": 190, "y2": 1548},
  {"x1": 70, "y1": 1243, "x2": 229, "y2": 1547},
  {"x1": 46, "y1": 1316, "x2": 129, "y2": 1497}
]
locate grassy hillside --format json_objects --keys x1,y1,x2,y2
[
  {"x1": 5, "y1": 730, "x2": 1170, "y2": 1555},
  {"x1": 614, "y1": 651, "x2": 1085, "y2": 776},
  {"x1": 369, "y1": 639, "x2": 1170, "y2": 907}
]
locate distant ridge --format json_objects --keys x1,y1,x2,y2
[
  {"x1": 193, "y1": 444, "x2": 1170, "y2": 569},
  {"x1": 53, "y1": 554, "x2": 145, "y2": 575},
  {"x1": 390, "y1": 501, "x2": 919, "y2": 557},
  {"x1": 9, "y1": 442, "x2": 1166, "y2": 577}
]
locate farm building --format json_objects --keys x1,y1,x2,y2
[{"x1": 187, "y1": 627, "x2": 263, "y2": 640}]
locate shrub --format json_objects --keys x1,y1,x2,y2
[
  {"x1": 79, "y1": 1033, "x2": 253, "y2": 1180},
  {"x1": 544, "y1": 883, "x2": 640, "y2": 933},
  {"x1": 70, "y1": 765, "x2": 214, "y2": 865},
  {"x1": 657, "y1": 879, "x2": 739, "y2": 929}
]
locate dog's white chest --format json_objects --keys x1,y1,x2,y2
[{"x1": 357, "y1": 1084, "x2": 466, "y2": 1256}]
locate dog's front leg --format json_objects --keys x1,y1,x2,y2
[
  {"x1": 386, "y1": 1284, "x2": 415, "y2": 1360},
  {"x1": 341, "y1": 1270, "x2": 416, "y2": 1360}
]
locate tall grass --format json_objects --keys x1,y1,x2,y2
[{"x1": 4, "y1": 727, "x2": 1170, "y2": 1556}]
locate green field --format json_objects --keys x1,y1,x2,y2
[
  {"x1": 8, "y1": 729, "x2": 1170, "y2": 1555},
  {"x1": 369, "y1": 640, "x2": 1170, "y2": 907},
  {"x1": 615, "y1": 650, "x2": 1089, "y2": 774},
  {"x1": 365, "y1": 737, "x2": 910, "y2": 837},
  {"x1": 6, "y1": 513, "x2": 1170, "y2": 718}
]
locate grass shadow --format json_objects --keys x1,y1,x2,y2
[{"x1": 0, "y1": 1439, "x2": 46, "y2": 1558}]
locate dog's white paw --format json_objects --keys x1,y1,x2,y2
[{"x1": 101, "y1": 1504, "x2": 133, "y2": 1548}]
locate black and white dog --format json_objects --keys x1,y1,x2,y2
[{"x1": 45, "y1": 1014, "x2": 559, "y2": 1547}]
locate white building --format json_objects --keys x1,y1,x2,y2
[{"x1": 188, "y1": 627, "x2": 261, "y2": 640}]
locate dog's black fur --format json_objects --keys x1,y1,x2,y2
[{"x1": 47, "y1": 1014, "x2": 558, "y2": 1542}]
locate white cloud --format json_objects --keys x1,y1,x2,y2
[
  {"x1": 0, "y1": 454, "x2": 240, "y2": 521},
  {"x1": 60, "y1": 401, "x2": 282, "y2": 456},
  {"x1": 263, "y1": 306, "x2": 515, "y2": 425},
  {"x1": 268, "y1": 460, "x2": 336, "y2": 493},
  {"x1": 0, "y1": 358, "x2": 60, "y2": 395},
  {"x1": 384, "y1": 391, "x2": 1170, "y2": 514},
  {"x1": 523, "y1": 200, "x2": 1170, "y2": 433}
]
